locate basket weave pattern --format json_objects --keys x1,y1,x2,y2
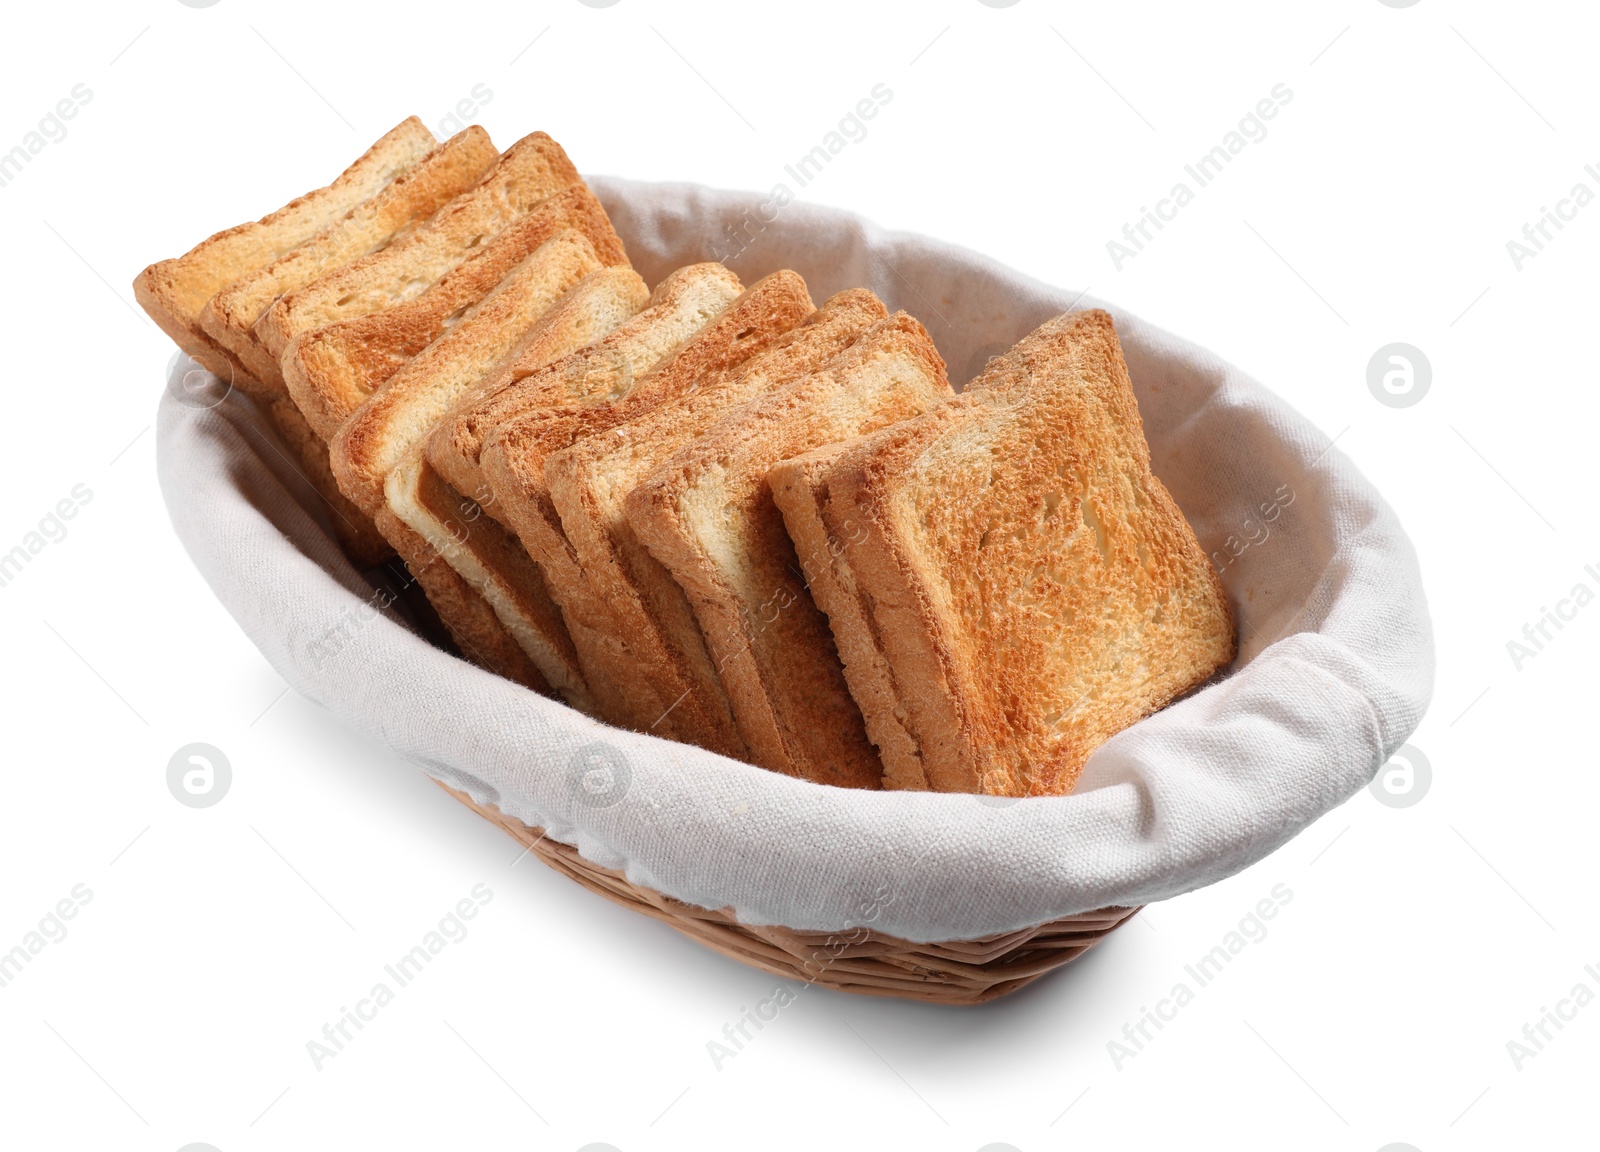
[{"x1": 443, "y1": 784, "x2": 1138, "y2": 1004}]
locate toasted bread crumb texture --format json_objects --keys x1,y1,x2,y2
[
  {"x1": 433, "y1": 264, "x2": 737, "y2": 512},
  {"x1": 843, "y1": 310, "x2": 1235, "y2": 796}
]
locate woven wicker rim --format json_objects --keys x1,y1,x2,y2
[{"x1": 442, "y1": 783, "x2": 1138, "y2": 1004}]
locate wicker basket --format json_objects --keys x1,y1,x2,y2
[{"x1": 442, "y1": 783, "x2": 1138, "y2": 1005}]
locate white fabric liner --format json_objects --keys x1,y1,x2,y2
[{"x1": 155, "y1": 176, "x2": 1433, "y2": 943}]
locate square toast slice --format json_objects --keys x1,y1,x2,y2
[
  {"x1": 426, "y1": 263, "x2": 744, "y2": 518},
  {"x1": 330, "y1": 227, "x2": 614, "y2": 517},
  {"x1": 777, "y1": 309, "x2": 1236, "y2": 796},
  {"x1": 483, "y1": 271, "x2": 816, "y2": 750},
  {"x1": 373, "y1": 267, "x2": 652, "y2": 709},
  {"x1": 541, "y1": 289, "x2": 887, "y2": 757},
  {"x1": 626, "y1": 313, "x2": 953, "y2": 787},
  {"x1": 134, "y1": 116, "x2": 436, "y2": 388},
  {"x1": 199, "y1": 126, "x2": 499, "y2": 394},
  {"x1": 256, "y1": 131, "x2": 581, "y2": 362},
  {"x1": 282, "y1": 183, "x2": 629, "y2": 442}
]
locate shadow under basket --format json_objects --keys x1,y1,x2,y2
[{"x1": 442, "y1": 783, "x2": 1139, "y2": 1005}]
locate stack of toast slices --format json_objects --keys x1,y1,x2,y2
[{"x1": 141, "y1": 116, "x2": 1236, "y2": 797}]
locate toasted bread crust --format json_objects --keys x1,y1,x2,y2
[
  {"x1": 372, "y1": 507, "x2": 554, "y2": 694},
  {"x1": 134, "y1": 117, "x2": 436, "y2": 386},
  {"x1": 258, "y1": 131, "x2": 581, "y2": 358},
  {"x1": 330, "y1": 228, "x2": 608, "y2": 516},
  {"x1": 200, "y1": 127, "x2": 498, "y2": 395},
  {"x1": 626, "y1": 313, "x2": 952, "y2": 787},
  {"x1": 429, "y1": 263, "x2": 740, "y2": 512},
  {"x1": 282, "y1": 183, "x2": 629, "y2": 441},
  {"x1": 491, "y1": 271, "x2": 815, "y2": 750},
  {"x1": 824, "y1": 310, "x2": 1236, "y2": 796}
]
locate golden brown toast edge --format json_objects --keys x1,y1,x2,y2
[
  {"x1": 481, "y1": 271, "x2": 816, "y2": 748},
  {"x1": 769, "y1": 439, "x2": 931, "y2": 791},
  {"x1": 134, "y1": 117, "x2": 436, "y2": 385},
  {"x1": 199, "y1": 126, "x2": 499, "y2": 394},
  {"x1": 369, "y1": 269, "x2": 652, "y2": 727},
  {"x1": 371, "y1": 269, "x2": 656, "y2": 709},
  {"x1": 259, "y1": 394, "x2": 393, "y2": 565},
  {"x1": 281, "y1": 182, "x2": 630, "y2": 442},
  {"x1": 257, "y1": 131, "x2": 581, "y2": 359},
  {"x1": 384, "y1": 455, "x2": 593, "y2": 711}
]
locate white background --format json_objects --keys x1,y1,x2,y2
[{"x1": 0, "y1": 1, "x2": 1594, "y2": 1149}]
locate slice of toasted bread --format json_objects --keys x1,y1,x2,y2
[
  {"x1": 484, "y1": 271, "x2": 816, "y2": 750},
  {"x1": 427, "y1": 263, "x2": 744, "y2": 516},
  {"x1": 282, "y1": 183, "x2": 629, "y2": 442},
  {"x1": 257, "y1": 131, "x2": 581, "y2": 362},
  {"x1": 134, "y1": 117, "x2": 436, "y2": 386},
  {"x1": 541, "y1": 289, "x2": 885, "y2": 756},
  {"x1": 797, "y1": 309, "x2": 1237, "y2": 796},
  {"x1": 259, "y1": 394, "x2": 393, "y2": 565},
  {"x1": 379, "y1": 269, "x2": 651, "y2": 710},
  {"x1": 371, "y1": 506, "x2": 554, "y2": 695},
  {"x1": 379, "y1": 269, "x2": 651, "y2": 709},
  {"x1": 331, "y1": 228, "x2": 611, "y2": 517},
  {"x1": 200, "y1": 127, "x2": 499, "y2": 394},
  {"x1": 626, "y1": 313, "x2": 953, "y2": 787}
]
